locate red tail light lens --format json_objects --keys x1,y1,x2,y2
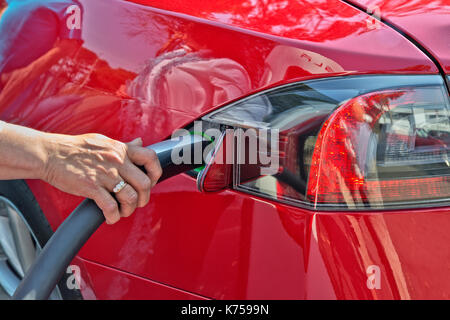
[
  {"x1": 307, "y1": 88, "x2": 450, "y2": 208},
  {"x1": 197, "y1": 75, "x2": 450, "y2": 210}
]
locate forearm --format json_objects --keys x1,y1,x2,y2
[{"x1": 0, "y1": 121, "x2": 49, "y2": 180}]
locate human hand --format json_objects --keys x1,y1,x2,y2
[{"x1": 41, "y1": 133, "x2": 162, "y2": 224}]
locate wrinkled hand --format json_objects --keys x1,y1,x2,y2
[{"x1": 42, "y1": 134, "x2": 162, "y2": 224}]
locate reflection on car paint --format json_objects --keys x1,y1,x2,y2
[{"x1": 0, "y1": 0, "x2": 449, "y2": 299}]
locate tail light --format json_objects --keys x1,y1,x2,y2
[
  {"x1": 194, "y1": 75, "x2": 450, "y2": 210},
  {"x1": 308, "y1": 87, "x2": 450, "y2": 208}
]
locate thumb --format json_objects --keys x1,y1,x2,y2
[{"x1": 127, "y1": 137, "x2": 143, "y2": 147}]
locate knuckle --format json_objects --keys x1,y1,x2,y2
[
  {"x1": 85, "y1": 179, "x2": 97, "y2": 192},
  {"x1": 116, "y1": 142, "x2": 128, "y2": 156},
  {"x1": 140, "y1": 176, "x2": 152, "y2": 191},
  {"x1": 148, "y1": 149, "x2": 158, "y2": 161},
  {"x1": 104, "y1": 201, "x2": 119, "y2": 213},
  {"x1": 86, "y1": 180, "x2": 101, "y2": 196},
  {"x1": 106, "y1": 141, "x2": 127, "y2": 164},
  {"x1": 88, "y1": 186, "x2": 100, "y2": 199},
  {"x1": 106, "y1": 167, "x2": 119, "y2": 179},
  {"x1": 125, "y1": 190, "x2": 138, "y2": 205}
]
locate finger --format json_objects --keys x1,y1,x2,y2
[
  {"x1": 115, "y1": 183, "x2": 139, "y2": 217},
  {"x1": 127, "y1": 146, "x2": 163, "y2": 187},
  {"x1": 92, "y1": 188, "x2": 120, "y2": 225},
  {"x1": 120, "y1": 161, "x2": 151, "y2": 208}
]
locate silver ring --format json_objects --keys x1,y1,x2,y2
[{"x1": 113, "y1": 181, "x2": 127, "y2": 193}]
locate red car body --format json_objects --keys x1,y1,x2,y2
[{"x1": 1, "y1": 0, "x2": 449, "y2": 299}]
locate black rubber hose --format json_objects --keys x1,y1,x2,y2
[{"x1": 13, "y1": 135, "x2": 208, "y2": 300}]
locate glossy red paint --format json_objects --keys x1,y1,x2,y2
[
  {"x1": 75, "y1": 257, "x2": 207, "y2": 300},
  {"x1": 0, "y1": 0, "x2": 449, "y2": 299},
  {"x1": 346, "y1": 0, "x2": 450, "y2": 74}
]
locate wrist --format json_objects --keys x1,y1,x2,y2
[{"x1": 36, "y1": 132, "x2": 57, "y2": 182}]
